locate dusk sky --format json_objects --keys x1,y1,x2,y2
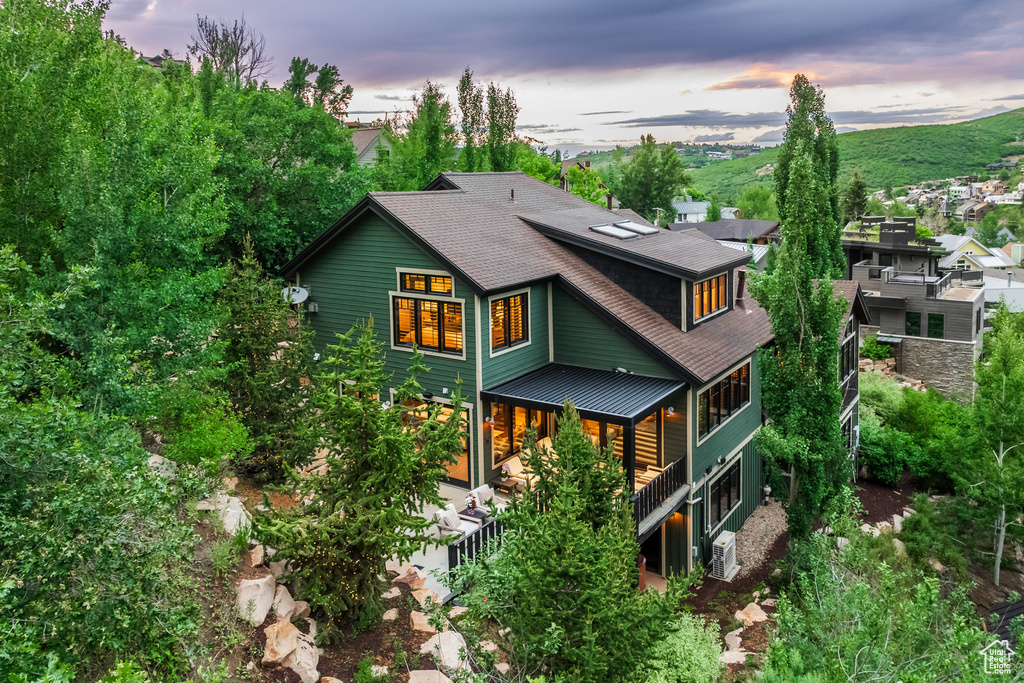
[{"x1": 106, "y1": 0, "x2": 1024, "y2": 154}]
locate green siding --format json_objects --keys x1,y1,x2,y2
[
  {"x1": 690, "y1": 356, "x2": 762, "y2": 478},
  {"x1": 482, "y1": 283, "x2": 551, "y2": 386},
  {"x1": 664, "y1": 510, "x2": 688, "y2": 577},
  {"x1": 690, "y1": 438, "x2": 763, "y2": 568},
  {"x1": 297, "y1": 214, "x2": 480, "y2": 487},
  {"x1": 551, "y1": 285, "x2": 674, "y2": 379},
  {"x1": 662, "y1": 394, "x2": 688, "y2": 467}
]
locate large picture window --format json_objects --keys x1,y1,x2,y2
[
  {"x1": 927, "y1": 313, "x2": 944, "y2": 340},
  {"x1": 491, "y1": 292, "x2": 529, "y2": 351},
  {"x1": 698, "y1": 363, "x2": 750, "y2": 439},
  {"x1": 694, "y1": 274, "x2": 729, "y2": 320},
  {"x1": 905, "y1": 311, "x2": 921, "y2": 336},
  {"x1": 709, "y1": 460, "x2": 741, "y2": 527},
  {"x1": 393, "y1": 296, "x2": 463, "y2": 355}
]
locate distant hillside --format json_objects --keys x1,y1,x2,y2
[{"x1": 688, "y1": 108, "x2": 1024, "y2": 202}]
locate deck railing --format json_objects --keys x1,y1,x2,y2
[
  {"x1": 629, "y1": 457, "x2": 687, "y2": 527},
  {"x1": 447, "y1": 518, "x2": 505, "y2": 571}
]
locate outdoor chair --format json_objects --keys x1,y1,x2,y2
[
  {"x1": 468, "y1": 484, "x2": 505, "y2": 516},
  {"x1": 433, "y1": 503, "x2": 481, "y2": 541}
]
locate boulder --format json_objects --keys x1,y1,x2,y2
[
  {"x1": 419, "y1": 631, "x2": 469, "y2": 671},
  {"x1": 221, "y1": 496, "x2": 251, "y2": 536},
  {"x1": 734, "y1": 602, "x2": 768, "y2": 626},
  {"x1": 929, "y1": 559, "x2": 945, "y2": 572},
  {"x1": 394, "y1": 568, "x2": 426, "y2": 590},
  {"x1": 222, "y1": 476, "x2": 239, "y2": 491},
  {"x1": 196, "y1": 495, "x2": 229, "y2": 512},
  {"x1": 876, "y1": 521, "x2": 892, "y2": 535},
  {"x1": 410, "y1": 611, "x2": 437, "y2": 633},
  {"x1": 859, "y1": 523, "x2": 873, "y2": 535},
  {"x1": 236, "y1": 573, "x2": 275, "y2": 625},
  {"x1": 383, "y1": 587, "x2": 401, "y2": 599},
  {"x1": 371, "y1": 665, "x2": 388, "y2": 677},
  {"x1": 412, "y1": 588, "x2": 440, "y2": 607},
  {"x1": 720, "y1": 650, "x2": 749, "y2": 664},
  {"x1": 269, "y1": 559, "x2": 290, "y2": 579},
  {"x1": 762, "y1": 598, "x2": 777, "y2": 608},
  {"x1": 262, "y1": 620, "x2": 300, "y2": 666},
  {"x1": 249, "y1": 544, "x2": 265, "y2": 567},
  {"x1": 148, "y1": 454, "x2": 177, "y2": 479},
  {"x1": 891, "y1": 514, "x2": 903, "y2": 533},
  {"x1": 383, "y1": 608, "x2": 398, "y2": 621},
  {"x1": 836, "y1": 537, "x2": 850, "y2": 551},
  {"x1": 893, "y1": 539, "x2": 907, "y2": 556},
  {"x1": 409, "y1": 671, "x2": 452, "y2": 683},
  {"x1": 320, "y1": 678, "x2": 343, "y2": 683},
  {"x1": 304, "y1": 618, "x2": 317, "y2": 640},
  {"x1": 292, "y1": 601, "x2": 310, "y2": 620},
  {"x1": 273, "y1": 584, "x2": 297, "y2": 621},
  {"x1": 282, "y1": 633, "x2": 320, "y2": 683},
  {"x1": 724, "y1": 628, "x2": 744, "y2": 652},
  {"x1": 495, "y1": 663, "x2": 510, "y2": 675}
]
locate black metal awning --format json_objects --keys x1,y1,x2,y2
[{"x1": 480, "y1": 364, "x2": 686, "y2": 426}]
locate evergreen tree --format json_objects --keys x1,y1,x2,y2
[
  {"x1": 977, "y1": 212, "x2": 1007, "y2": 248},
  {"x1": 448, "y1": 404, "x2": 696, "y2": 682},
  {"x1": 774, "y1": 74, "x2": 844, "y2": 279},
  {"x1": 749, "y1": 144, "x2": 850, "y2": 538},
  {"x1": 705, "y1": 195, "x2": 722, "y2": 221},
  {"x1": 253, "y1": 321, "x2": 465, "y2": 638},
  {"x1": 613, "y1": 134, "x2": 691, "y2": 224},
  {"x1": 457, "y1": 67, "x2": 485, "y2": 172},
  {"x1": 841, "y1": 170, "x2": 868, "y2": 225},
  {"x1": 220, "y1": 234, "x2": 316, "y2": 481},
  {"x1": 486, "y1": 82, "x2": 519, "y2": 172}
]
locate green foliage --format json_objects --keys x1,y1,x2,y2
[
  {"x1": 859, "y1": 334, "x2": 890, "y2": 360},
  {"x1": 457, "y1": 67, "x2": 486, "y2": 172},
  {"x1": 610, "y1": 134, "x2": 692, "y2": 223},
  {"x1": 762, "y1": 533, "x2": 992, "y2": 681},
  {"x1": 690, "y1": 108, "x2": 1024, "y2": 199},
  {"x1": 486, "y1": 82, "x2": 520, "y2": 172},
  {"x1": 641, "y1": 614, "x2": 723, "y2": 683},
  {"x1": 283, "y1": 57, "x2": 353, "y2": 116},
  {"x1": 977, "y1": 211, "x2": 1008, "y2": 247},
  {"x1": 840, "y1": 170, "x2": 868, "y2": 224},
  {"x1": 858, "y1": 370, "x2": 904, "y2": 422},
  {"x1": 898, "y1": 495, "x2": 969, "y2": 575},
  {"x1": 858, "y1": 410, "x2": 919, "y2": 486},
  {"x1": 517, "y1": 143, "x2": 561, "y2": 184},
  {"x1": 750, "y1": 106, "x2": 850, "y2": 535},
  {"x1": 353, "y1": 654, "x2": 387, "y2": 683},
  {"x1": 99, "y1": 661, "x2": 151, "y2": 683},
  {"x1": 445, "y1": 404, "x2": 697, "y2": 683},
  {"x1": 253, "y1": 321, "x2": 465, "y2": 640},
  {"x1": 774, "y1": 74, "x2": 844, "y2": 280},
  {"x1": 220, "y1": 235, "x2": 316, "y2": 480},
  {"x1": 704, "y1": 195, "x2": 722, "y2": 222},
  {"x1": 565, "y1": 164, "x2": 609, "y2": 204},
  {"x1": 735, "y1": 185, "x2": 778, "y2": 221}
]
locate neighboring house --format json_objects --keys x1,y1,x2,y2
[
  {"x1": 713, "y1": 240, "x2": 770, "y2": 271},
  {"x1": 982, "y1": 179, "x2": 1005, "y2": 194},
  {"x1": 281, "y1": 171, "x2": 869, "y2": 578},
  {"x1": 965, "y1": 225, "x2": 1017, "y2": 243},
  {"x1": 137, "y1": 52, "x2": 189, "y2": 70},
  {"x1": 350, "y1": 126, "x2": 392, "y2": 167},
  {"x1": 684, "y1": 218, "x2": 780, "y2": 245},
  {"x1": 935, "y1": 234, "x2": 1016, "y2": 271},
  {"x1": 707, "y1": 151, "x2": 732, "y2": 160},
  {"x1": 1002, "y1": 243, "x2": 1024, "y2": 265},
  {"x1": 558, "y1": 159, "x2": 615, "y2": 206},
  {"x1": 960, "y1": 200, "x2": 994, "y2": 223},
  {"x1": 985, "y1": 161, "x2": 1017, "y2": 171},
  {"x1": 673, "y1": 199, "x2": 710, "y2": 223},
  {"x1": 843, "y1": 218, "x2": 985, "y2": 398},
  {"x1": 983, "y1": 274, "x2": 1024, "y2": 313}
]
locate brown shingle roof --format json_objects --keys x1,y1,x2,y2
[
  {"x1": 351, "y1": 127, "x2": 381, "y2": 157},
  {"x1": 689, "y1": 219, "x2": 780, "y2": 242}
]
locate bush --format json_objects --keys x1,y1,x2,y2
[
  {"x1": 898, "y1": 494, "x2": 969, "y2": 576},
  {"x1": 859, "y1": 334, "x2": 890, "y2": 361},
  {"x1": 643, "y1": 614, "x2": 723, "y2": 683},
  {"x1": 858, "y1": 370, "x2": 904, "y2": 422},
  {"x1": 857, "y1": 411, "x2": 919, "y2": 485}
]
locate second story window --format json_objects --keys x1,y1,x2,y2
[
  {"x1": 394, "y1": 271, "x2": 462, "y2": 355},
  {"x1": 698, "y1": 363, "x2": 750, "y2": 439},
  {"x1": 491, "y1": 292, "x2": 529, "y2": 351},
  {"x1": 694, "y1": 274, "x2": 728, "y2": 320}
]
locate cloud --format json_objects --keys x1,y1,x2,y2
[
  {"x1": 610, "y1": 110, "x2": 787, "y2": 129},
  {"x1": 706, "y1": 65, "x2": 796, "y2": 91},
  {"x1": 751, "y1": 128, "x2": 787, "y2": 144},
  {"x1": 691, "y1": 132, "x2": 735, "y2": 142},
  {"x1": 374, "y1": 93, "x2": 412, "y2": 101},
  {"x1": 517, "y1": 124, "x2": 583, "y2": 134},
  {"x1": 992, "y1": 93, "x2": 1024, "y2": 101},
  {"x1": 578, "y1": 110, "x2": 631, "y2": 116}
]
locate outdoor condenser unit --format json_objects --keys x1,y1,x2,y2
[{"x1": 711, "y1": 530, "x2": 739, "y2": 581}]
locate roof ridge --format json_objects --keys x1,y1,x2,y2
[{"x1": 369, "y1": 189, "x2": 466, "y2": 196}]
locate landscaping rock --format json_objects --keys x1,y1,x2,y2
[
  {"x1": 394, "y1": 568, "x2": 427, "y2": 590},
  {"x1": 249, "y1": 544, "x2": 265, "y2": 567},
  {"x1": 371, "y1": 665, "x2": 388, "y2": 677},
  {"x1": 762, "y1": 598, "x2": 777, "y2": 608},
  {"x1": 929, "y1": 559, "x2": 945, "y2": 572},
  {"x1": 305, "y1": 618, "x2": 317, "y2": 640},
  {"x1": 383, "y1": 587, "x2": 401, "y2": 599},
  {"x1": 262, "y1": 620, "x2": 300, "y2": 666},
  {"x1": 859, "y1": 523, "x2": 873, "y2": 535},
  {"x1": 410, "y1": 611, "x2": 437, "y2": 633},
  {"x1": 409, "y1": 671, "x2": 451, "y2": 683},
  {"x1": 282, "y1": 632, "x2": 320, "y2": 683},
  {"x1": 273, "y1": 584, "x2": 297, "y2": 621},
  {"x1": 448, "y1": 605, "x2": 468, "y2": 618},
  {"x1": 724, "y1": 628, "x2": 743, "y2": 651},
  {"x1": 495, "y1": 663, "x2": 510, "y2": 675},
  {"x1": 891, "y1": 514, "x2": 903, "y2": 533},
  {"x1": 293, "y1": 601, "x2": 310, "y2": 619},
  {"x1": 221, "y1": 496, "x2": 251, "y2": 536},
  {"x1": 320, "y1": 678, "x2": 342, "y2": 683},
  {"x1": 269, "y1": 559, "x2": 290, "y2": 579},
  {"x1": 893, "y1": 539, "x2": 907, "y2": 556},
  {"x1": 735, "y1": 602, "x2": 768, "y2": 626},
  {"x1": 222, "y1": 476, "x2": 238, "y2": 490},
  {"x1": 412, "y1": 588, "x2": 440, "y2": 607},
  {"x1": 720, "y1": 650, "x2": 749, "y2": 664},
  {"x1": 148, "y1": 454, "x2": 177, "y2": 479},
  {"x1": 236, "y1": 573, "x2": 275, "y2": 625},
  {"x1": 196, "y1": 495, "x2": 229, "y2": 511},
  {"x1": 836, "y1": 537, "x2": 850, "y2": 551},
  {"x1": 419, "y1": 631, "x2": 468, "y2": 670},
  {"x1": 480, "y1": 640, "x2": 498, "y2": 652},
  {"x1": 383, "y1": 608, "x2": 398, "y2": 621},
  {"x1": 876, "y1": 521, "x2": 892, "y2": 535},
  {"x1": 903, "y1": 507, "x2": 916, "y2": 517}
]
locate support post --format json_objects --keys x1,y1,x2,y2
[{"x1": 623, "y1": 424, "x2": 636, "y2": 495}]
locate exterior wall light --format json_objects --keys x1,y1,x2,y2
[
  {"x1": 484, "y1": 416, "x2": 495, "y2": 424},
  {"x1": 665, "y1": 407, "x2": 676, "y2": 417},
  {"x1": 762, "y1": 485, "x2": 772, "y2": 506}
]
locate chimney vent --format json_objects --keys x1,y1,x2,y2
[
  {"x1": 736, "y1": 270, "x2": 747, "y2": 300},
  {"x1": 606, "y1": 193, "x2": 613, "y2": 210},
  {"x1": 510, "y1": 188, "x2": 514, "y2": 201}
]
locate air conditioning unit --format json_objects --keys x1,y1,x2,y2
[{"x1": 711, "y1": 530, "x2": 739, "y2": 581}]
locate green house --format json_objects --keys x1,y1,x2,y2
[{"x1": 281, "y1": 171, "x2": 867, "y2": 578}]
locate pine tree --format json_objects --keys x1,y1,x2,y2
[
  {"x1": 705, "y1": 195, "x2": 722, "y2": 222},
  {"x1": 253, "y1": 321, "x2": 465, "y2": 638},
  {"x1": 774, "y1": 74, "x2": 844, "y2": 279},
  {"x1": 750, "y1": 145, "x2": 850, "y2": 538},
  {"x1": 841, "y1": 170, "x2": 868, "y2": 225},
  {"x1": 220, "y1": 234, "x2": 316, "y2": 481}
]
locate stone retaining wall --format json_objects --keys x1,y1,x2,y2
[{"x1": 861, "y1": 325, "x2": 978, "y2": 400}]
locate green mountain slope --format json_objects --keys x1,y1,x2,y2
[{"x1": 689, "y1": 108, "x2": 1024, "y2": 201}]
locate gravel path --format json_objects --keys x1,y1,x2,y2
[{"x1": 734, "y1": 501, "x2": 787, "y2": 578}]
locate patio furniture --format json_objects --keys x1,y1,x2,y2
[
  {"x1": 457, "y1": 507, "x2": 487, "y2": 523},
  {"x1": 434, "y1": 503, "x2": 482, "y2": 540},
  {"x1": 493, "y1": 478, "x2": 521, "y2": 495},
  {"x1": 505, "y1": 455, "x2": 539, "y2": 489},
  {"x1": 468, "y1": 484, "x2": 499, "y2": 515}
]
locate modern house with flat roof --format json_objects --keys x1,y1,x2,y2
[
  {"x1": 282, "y1": 172, "x2": 865, "y2": 577},
  {"x1": 842, "y1": 217, "x2": 985, "y2": 398}
]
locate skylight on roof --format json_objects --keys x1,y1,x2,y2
[
  {"x1": 590, "y1": 224, "x2": 638, "y2": 239},
  {"x1": 615, "y1": 220, "x2": 659, "y2": 236}
]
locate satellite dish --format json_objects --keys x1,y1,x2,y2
[{"x1": 282, "y1": 286, "x2": 309, "y2": 304}]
